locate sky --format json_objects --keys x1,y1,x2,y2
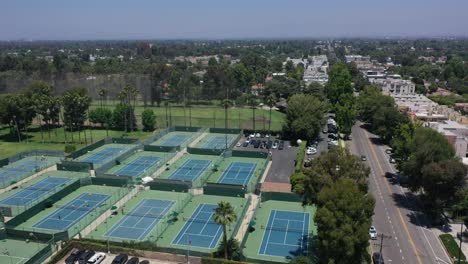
[{"x1": 1, "y1": 0, "x2": 467, "y2": 40}]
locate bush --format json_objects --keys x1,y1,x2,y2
[
  {"x1": 141, "y1": 109, "x2": 156, "y2": 131},
  {"x1": 291, "y1": 172, "x2": 305, "y2": 194},
  {"x1": 64, "y1": 144, "x2": 76, "y2": 153},
  {"x1": 212, "y1": 238, "x2": 242, "y2": 261},
  {"x1": 440, "y1": 234, "x2": 466, "y2": 260},
  {"x1": 89, "y1": 108, "x2": 112, "y2": 127},
  {"x1": 112, "y1": 103, "x2": 136, "y2": 131},
  {"x1": 295, "y1": 140, "x2": 307, "y2": 172}
]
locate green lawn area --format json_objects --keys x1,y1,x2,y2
[
  {"x1": 0, "y1": 126, "x2": 154, "y2": 160},
  {"x1": 91, "y1": 102, "x2": 285, "y2": 131},
  {"x1": 439, "y1": 234, "x2": 466, "y2": 261}
]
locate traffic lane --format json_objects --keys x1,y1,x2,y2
[
  {"x1": 370, "y1": 132, "x2": 452, "y2": 264},
  {"x1": 352, "y1": 125, "x2": 412, "y2": 263}
]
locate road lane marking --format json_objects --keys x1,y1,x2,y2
[
  {"x1": 363, "y1": 128, "x2": 423, "y2": 264},
  {"x1": 378, "y1": 141, "x2": 450, "y2": 263}
]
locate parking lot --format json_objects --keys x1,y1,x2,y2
[{"x1": 234, "y1": 134, "x2": 297, "y2": 183}]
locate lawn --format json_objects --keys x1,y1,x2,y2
[
  {"x1": 91, "y1": 102, "x2": 286, "y2": 131},
  {"x1": 0, "y1": 126, "x2": 154, "y2": 160},
  {"x1": 439, "y1": 234, "x2": 466, "y2": 261}
]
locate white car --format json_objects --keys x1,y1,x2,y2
[
  {"x1": 369, "y1": 226, "x2": 377, "y2": 240},
  {"x1": 306, "y1": 147, "x2": 317, "y2": 155},
  {"x1": 87, "y1": 252, "x2": 106, "y2": 264},
  {"x1": 255, "y1": 133, "x2": 261, "y2": 138},
  {"x1": 328, "y1": 140, "x2": 338, "y2": 146},
  {"x1": 250, "y1": 134, "x2": 255, "y2": 138},
  {"x1": 236, "y1": 142, "x2": 241, "y2": 147},
  {"x1": 272, "y1": 142, "x2": 278, "y2": 149}
]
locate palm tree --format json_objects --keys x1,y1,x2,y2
[
  {"x1": 98, "y1": 88, "x2": 108, "y2": 108},
  {"x1": 266, "y1": 94, "x2": 277, "y2": 136},
  {"x1": 249, "y1": 94, "x2": 257, "y2": 132},
  {"x1": 213, "y1": 201, "x2": 237, "y2": 259}
]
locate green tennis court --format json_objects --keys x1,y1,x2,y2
[{"x1": 151, "y1": 131, "x2": 195, "y2": 147}]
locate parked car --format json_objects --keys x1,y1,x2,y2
[
  {"x1": 87, "y1": 252, "x2": 106, "y2": 264},
  {"x1": 111, "y1": 254, "x2": 128, "y2": 264},
  {"x1": 236, "y1": 142, "x2": 241, "y2": 147},
  {"x1": 361, "y1": 155, "x2": 367, "y2": 161},
  {"x1": 322, "y1": 128, "x2": 328, "y2": 134},
  {"x1": 372, "y1": 252, "x2": 384, "y2": 264},
  {"x1": 78, "y1": 251, "x2": 95, "y2": 264},
  {"x1": 65, "y1": 248, "x2": 84, "y2": 264},
  {"x1": 127, "y1": 257, "x2": 140, "y2": 264},
  {"x1": 389, "y1": 157, "x2": 396, "y2": 164},
  {"x1": 369, "y1": 226, "x2": 377, "y2": 240},
  {"x1": 385, "y1": 148, "x2": 392, "y2": 154},
  {"x1": 254, "y1": 141, "x2": 261, "y2": 148},
  {"x1": 250, "y1": 139, "x2": 256, "y2": 145},
  {"x1": 306, "y1": 147, "x2": 317, "y2": 155},
  {"x1": 328, "y1": 133, "x2": 338, "y2": 139},
  {"x1": 242, "y1": 141, "x2": 249, "y2": 147},
  {"x1": 278, "y1": 141, "x2": 284, "y2": 150},
  {"x1": 139, "y1": 261, "x2": 150, "y2": 264},
  {"x1": 272, "y1": 142, "x2": 278, "y2": 149},
  {"x1": 255, "y1": 133, "x2": 261, "y2": 138},
  {"x1": 267, "y1": 140, "x2": 273, "y2": 149}
]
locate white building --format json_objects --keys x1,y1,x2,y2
[{"x1": 379, "y1": 79, "x2": 416, "y2": 95}]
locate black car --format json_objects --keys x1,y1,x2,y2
[
  {"x1": 111, "y1": 254, "x2": 128, "y2": 264},
  {"x1": 254, "y1": 141, "x2": 261, "y2": 148},
  {"x1": 139, "y1": 261, "x2": 150, "y2": 264},
  {"x1": 250, "y1": 139, "x2": 256, "y2": 145},
  {"x1": 267, "y1": 140, "x2": 273, "y2": 149},
  {"x1": 65, "y1": 248, "x2": 84, "y2": 264},
  {"x1": 127, "y1": 257, "x2": 140, "y2": 264},
  {"x1": 78, "y1": 250, "x2": 95, "y2": 264},
  {"x1": 372, "y1": 252, "x2": 384, "y2": 264},
  {"x1": 242, "y1": 141, "x2": 249, "y2": 147}
]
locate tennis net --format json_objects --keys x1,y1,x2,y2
[
  {"x1": 183, "y1": 216, "x2": 218, "y2": 225},
  {"x1": 123, "y1": 211, "x2": 170, "y2": 219},
  {"x1": 261, "y1": 225, "x2": 305, "y2": 234}
]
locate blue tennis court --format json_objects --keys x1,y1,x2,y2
[
  {"x1": 202, "y1": 135, "x2": 236, "y2": 149},
  {"x1": 79, "y1": 147, "x2": 127, "y2": 164},
  {"x1": 114, "y1": 156, "x2": 161, "y2": 177},
  {"x1": 32, "y1": 193, "x2": 110, "y2": 231},
  {"x1": 169, "y1": 159, "x2": 212, "y2": 181},
  {"x1": 0, "y1": 177, "x2": 71, "y2": 206},
  {"x1": 157, "y1": 134, "x2": 191, "y2": 147},
  {"x1": 259, "y1": 210, "x2": 310, "y2": 257},
  {"x1": 6, "y1": 159, "x2": 49, "y2": 172},
  {"x1": 218, "y1": 162, "x2": 257, "y2": 185},
  {"x1": 105, "y1": 198, "x2": 175, "y2": 240},
  {"x1": 172, "y1": 203, "x2": 222, "y2": 249}
]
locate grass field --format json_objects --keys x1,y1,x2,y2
[
  {"x1": 0, "y1": 126, "x2": 154, "y2": 160},
  {"x1": 90, "y1": 103, "x2": 285, "y2": 131}
]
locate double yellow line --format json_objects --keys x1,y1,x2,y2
[{"x1": 363, "y1": 129, "x2": 423, "y2": 264}]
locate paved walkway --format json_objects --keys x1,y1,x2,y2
[{"x1": 235, "y1": 193, "x2": 259, "y2": 241}]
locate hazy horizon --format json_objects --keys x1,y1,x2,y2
[{"x1": 2, "y1": 0, "x2": 467, "y2": 40}]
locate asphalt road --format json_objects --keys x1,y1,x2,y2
[{"x1": 351, "y1": 122, "x2": 452, "y2": 264}]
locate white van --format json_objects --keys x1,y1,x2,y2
[{"x1": 87, "y1": 252, "x2": 106, "y2": 264}]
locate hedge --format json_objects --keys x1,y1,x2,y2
[
  {"x1": 439, "y1": 234, "x2": 466, "y2": 261},
  {"x1": 295, "y1": 140, "x2": 307, "y2": 172},
  {"x1": 202, "y1": 257, "x2": 253, "y2": 264}
]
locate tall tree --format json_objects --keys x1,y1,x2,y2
[
  {"x1": 326, "y1": 63, "x2": 353, "y2": 104},
  {"x1": 301, "y1": 147, "x2": 370, "y2": 204},
  {"x1": 266, "y1": 94, "x2": 277, "y2": 135},
  {"x1": 283, "y1": 94, "x2": 328, "y2": 142},
  {"x1": 315, "y1": 178, "x2": 375, "y2": 264},
  {"x1": 401, "y1": 127, "x2": 456, "y2": 191},
  {"x1": 62, "y1": 87, "x2": 92, "y2": 142},
  {"x1": 213, "y1": 201, "x2": 237, "y2": 260}
]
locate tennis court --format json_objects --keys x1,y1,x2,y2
[
  {"x1": 32, "y1": 193, "x2": 110, "y2": 231},
  {"x1": 201, "y1": 135, "x2": 237, "y2": 149},
  {"x1": 105, "y1": 198, "x2": 175, "y2": 240},
  {"x1": 218, "y1": 161, "x2": 257, "y2": 185},
  {"x1": 0, "y1": 177, "x2": 70, "y2": 206},
  {"x1": 168, "y1": 159, "x2": 212, "y2": 181},
  {"x1": 157, "y1": 134, "x2": 191, "y2": 147},
  {"x1": 172, "y1": 203, "x2": 222, "y2": 249},
  {"x1": 259, "y1": 210, "x2": 310, "y2": 257},
  {"x1": 79, "y1": 146, "x2": 127, "y2": 164},
  {"x1": 114, "y1": 156, "x2": 161, "y2": 177}
]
